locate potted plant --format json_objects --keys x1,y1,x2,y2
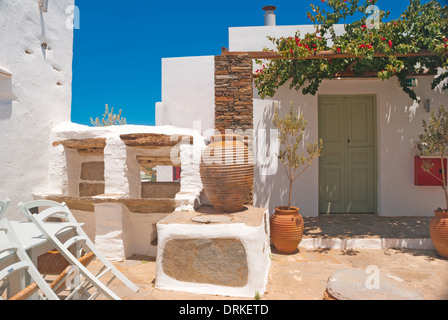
[
  {"x1": 419, "y1": 105, "x2": 448, "y2": 258},
  {"x1": 270, "y1": 101, "x2": 323, "y2": 254}
]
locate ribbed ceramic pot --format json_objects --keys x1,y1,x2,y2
[
  {"x1": 200, "y1": 134, "x2": 254, "y2": 213},
  {"x1": 270, "y1": 206, "x2": 304, "y2": 254},
  {"x1": 430, "y1": 210, "x2": 448, "y2": 258}
]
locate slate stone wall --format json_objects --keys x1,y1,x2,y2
[{"x1": 214, "y1": 54, "x2": 253, "y2": 133}]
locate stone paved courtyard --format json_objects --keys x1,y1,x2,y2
[{"x1": 93, "y1": 247, "x2": 448, "y2": 300}]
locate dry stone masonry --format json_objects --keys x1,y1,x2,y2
[{"x1": 214, "y1": 54, "x2": 253, "y2": 133}]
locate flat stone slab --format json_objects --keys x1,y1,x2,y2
[
  {"x1": 325, "y1": 268, "x2": 424, "y2": 300},
  {"x1": 158, "y1": 205, "x2": 267, "y2": 228},
  {"x1": 162, "y1": 238, "x2": 248, "y2": 287},
  {"x1": 191, "y1": 215, "x2": 233, "y2": 224}
]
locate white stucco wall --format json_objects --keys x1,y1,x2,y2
[
  {"x1": 45, "y1": 122, "x2": 207, "y2": 258},
  {"x1": 49, "y1": 122, "x2": 207, "y2": 202},
  {"x1": 0, "y1": 0, "x2": 75, "y2": 220},
  {"x1": 156, "y1": 56, "x2": 215, "y2": 137},
  {"x1": 233, "y1": 25, "x2": 447, "y2": 217},
  {"x1": 228, "y1": 25, "x2": 345, "y2": 52},
  {"x1": 253, "y1": 76, "x2": 446, "y2": 217}
]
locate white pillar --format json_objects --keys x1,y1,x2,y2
[
  {"x1": 104, "y1": 135, "x2": 129, "y2": 196},
  {"x1": 94, "y1": 203, "x2": 125, "y2": 261}
]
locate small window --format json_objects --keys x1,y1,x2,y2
[
  {"x1": 139, "y1": 161, "x2": 181, "y2": 199},
  {"x1": 0, "y1": 66, "x2": 15, "y2": 108}
]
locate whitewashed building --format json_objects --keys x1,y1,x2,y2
[{"x1": 156, "y1": 9, "x2": 447, "y2": 218}]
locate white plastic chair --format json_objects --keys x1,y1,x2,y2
[
  {"x1": 0, "y1": 198, "x2": 10, "y2": 220},
  {"x1": 18, "y1": 199, "x2": 64, "y2": 221},
  {"x1": 0, "y1": 219, "x2": 59, "y2": 300},
  {"x1": 19, "y1": 200, "x2": 139, "y2": 300},
  {"x1": 19, "y1": 200, "x2": 73, "y2": 275}
]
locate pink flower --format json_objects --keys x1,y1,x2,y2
[
  {"x1": 445, "y1": 38, "x2": 448, "y2": 42},
  {"x1": 367, "y1": 44, "x2": 372, "y2": 49},
  {"x1": 337, "y1": 47, "x2": 341, "y2": 52},
  {"x1": 381, "y1": 37, "x2": 386, "y2": 41},
  {"x1": 388, "y1": 40, "x2": 393, "y2": 48}
]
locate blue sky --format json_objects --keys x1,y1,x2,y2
[{"x1": 70, "y1": 0, "x2": 445, "y2": 126}]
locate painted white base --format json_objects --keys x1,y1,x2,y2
[
  {"x1": 155, "y1": 209, "x2": 271, "y2": 298},
  {"x1": 92, "y1": 202, "x2": 168, "y2": 261},
  {"x1": 300, "y1": 238, "x2": 435, "y2": 250},
  {"x1": 94, "y1": 203, "x2": 125, "y2": 261}
]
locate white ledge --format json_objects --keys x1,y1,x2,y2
[
  {"x1": 300, "y1": 238, "x2": 434, "y2": 250},
  {"x1": 0, "y1": 65, "x2": 12, "y2": 77}
]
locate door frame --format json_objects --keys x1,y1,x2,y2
[{"x1": 318, "y1": 94, "x2": 378, "y2": 214}]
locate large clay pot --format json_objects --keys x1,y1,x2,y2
[
  {"x1": 270, "y1": 206, "x2": 304, "y2": 254},
  {"x1": 430, "y1": 209, "x2": 448, "y2": 258},
  {"x1": 200, "y1": 134, "x2": 254, "y2": 212}
]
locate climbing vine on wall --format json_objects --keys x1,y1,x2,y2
[{"x1": 254, "y1": 0, "x2": 448, "y2": 102}]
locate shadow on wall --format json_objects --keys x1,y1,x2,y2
[
  {"x1": 0, "y1": 74, "x2": 14, "y2": 120},
  {"x1": 253, "y1": 100, "x2": 288, "y2": 215}
]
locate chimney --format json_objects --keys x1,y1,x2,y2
[{"x1": 262, "y1": 5, "x2": 277, "y2": 26}]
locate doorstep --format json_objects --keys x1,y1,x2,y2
[{"x1": 301, "y1": 214, "x2": 434, "y2": 250}]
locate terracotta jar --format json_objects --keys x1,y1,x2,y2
[
  {"x1": 270, "y1": 206, "x2": 304, "y2": 254},
  {"x1": 430, "y1": 209, "x2": 448, "y2": 258},
  {"x1": 200, "y1": 134, "x2": 254, "y2": 213}
]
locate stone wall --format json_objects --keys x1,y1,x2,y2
[
  {"x1": 79, "y1": 161, "x2": 105, "y2": 197},
  {"x1": 141, "y1": 182, "x2": 181, "y2": 199},
  {"x1": 214, "y1": 53, "x2": 254, "y2": 205},
  {"x1": 214, "y1": 54, "x2": 253, "y2": 133}
]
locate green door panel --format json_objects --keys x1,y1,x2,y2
[
  {"x1": 346, "y1": 97, "x2": 375, "y2": 147},
  {"x1": 318, "y1": 97, "x2": 346, "y2": 213},
  {"x1": 319, "y1": 96, "x2": 377, "y2": 214},
  {"x1": 346, "y1": 147, "x2": 375, "y2": 212}
]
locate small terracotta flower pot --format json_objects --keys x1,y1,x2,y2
[
  {"x1": 430, "y1": 209, "x2": 448, "y2": 258},
  {"x1": 270, "y1": 206, "x2": 304, "y2": 254}
]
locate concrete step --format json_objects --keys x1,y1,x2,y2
[{"x1": 301, "y1": 214, "x2": 434, "y2": 250}]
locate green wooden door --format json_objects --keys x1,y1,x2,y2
[{"x1": 319, "y1": 95, "x2": 376, "y2": 214}]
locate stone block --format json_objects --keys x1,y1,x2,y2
[
  {"x1": 162, "y1": 238, "x2": 248, "y2": 287},
  {"x1": 79, "y1": 182, "x2": 105, "y2": 197},
  {"x1": 156, "y1": 205, "x2": 270, "y2": 297},
  {"x1": 80, "y1": 161, "x2": 105, "y2": 181},
  {"x1": 141, "y1": 182, "x2": 180, "y2": 199}
]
